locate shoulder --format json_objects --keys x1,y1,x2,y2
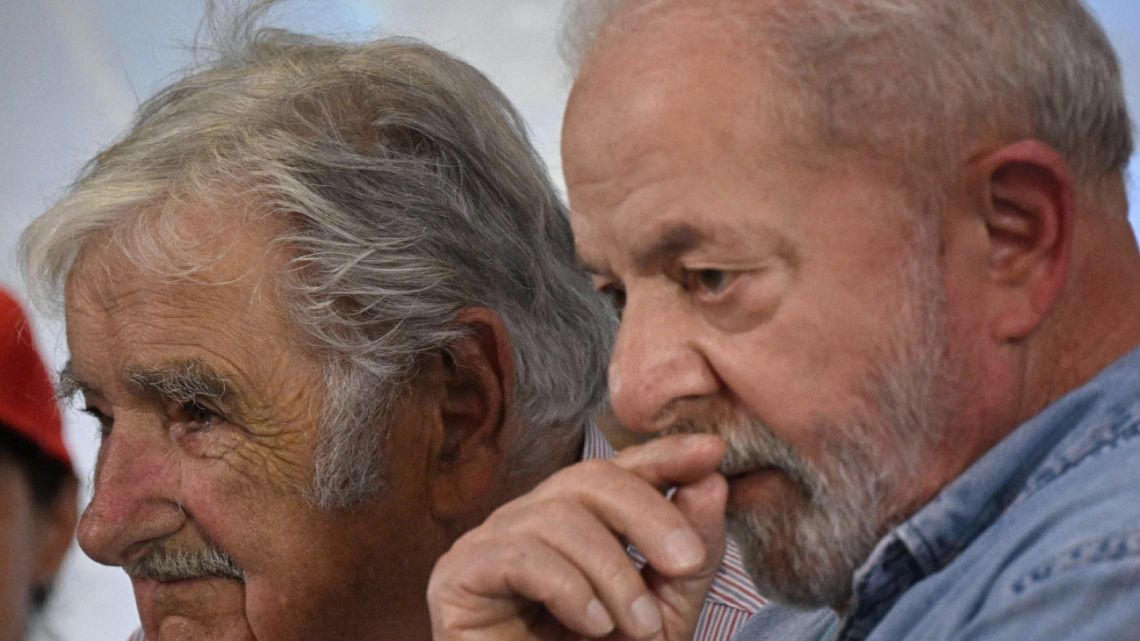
[
  {"x1": 878, "y1": 410, "x2": 1140, "y2": 640},
  {"x1": 939, "y1": 425, "x2": 1140, "y2": 639}
]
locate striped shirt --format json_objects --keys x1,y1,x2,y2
[
  {"x1": 127, "y1": 425, "x2": 765, "y2": 641},
  {"x1": 582, "y1": 424, "x2": 766, "y2": 640}
]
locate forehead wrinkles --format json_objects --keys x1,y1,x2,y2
[
  {"x1": 63, "y1": 214, "x2": 311, "y2": 403},
  {"x1": 81, "y1": 192, "x2": 292, "y2": 288},
  {"x1": 67, "y1": 204, "x2": 294, "y2": 316}
]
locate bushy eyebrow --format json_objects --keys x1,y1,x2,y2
[
  {"x1": 127, "y1": 360, "x2": 233, "y2": 404},
  {"x1": 57, "y1": 362, "x2": 82, "y2": 401}
]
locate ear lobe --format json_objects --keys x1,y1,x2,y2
[
  {"x1": 976, "y1": 140, "x2": 1075, "y2": 341},
  {"x1": 429, "y1": 308, "x2": 516, "y2": 526},
  {"x1": 35, "y1": 475, "x2": 79, "y2": 587}
]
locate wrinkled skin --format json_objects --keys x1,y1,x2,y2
[
  {"x1": 426, "y1": 0, "x2": 1101, "y2": 637},
  {"x1": 68, "y1": 207, "x2": 457, "y2": 641}
]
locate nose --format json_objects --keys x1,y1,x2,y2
[
  {"x1": 78, "y1": 415, "x2": 185, "y2": 566},
  {"x1": 608, "y1": 292, "x2": 718, "y2": 433}
]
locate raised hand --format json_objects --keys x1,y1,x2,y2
[{"x1": 428, "y1": 433, "x2": 728, "y2": 641}]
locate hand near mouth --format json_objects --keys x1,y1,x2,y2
[{"x1": 427, "y1": 433, "x2": 728, "y2": 641}]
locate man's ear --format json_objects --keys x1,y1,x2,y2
[
  {"x1": 429, "y1": 307, "x2": 516, "y2": 526},
  {"x1": 35, "y1": 474, "x2": 78, "y2": 589},
  {"x1": 972, "y1": 139, "x2": 1075, "y2": 341}
]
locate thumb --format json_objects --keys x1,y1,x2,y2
[{"x1": 642, "y1": 472, "x2": 728, "y2": 641}]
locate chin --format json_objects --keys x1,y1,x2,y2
[{"x1": 725, "y1": 497, "x2": 875, "y2": 609}]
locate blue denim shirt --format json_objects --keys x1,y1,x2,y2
[{"x1": 735, "y1": 346, "x2": 1140, "y2": 641}]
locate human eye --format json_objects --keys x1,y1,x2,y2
[
  {"x1": 596, "y1": 280, "x2": 627, "y2": 317},
  {"x1": 172, "y1": 398, "x2": 223, "y2": 433},
  {"x1": 684, "y1": 268, "x2": 736, "y2": 299},
  {"x1": 81, "y1": 405, "x2": 114, "y2": 439}
]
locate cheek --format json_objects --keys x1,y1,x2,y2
[
  {"x1": 711, "y1": 318, "x2": 865, "y2": 422},
  {"x1": 176, "y1": 423, "x2": 316, "y2": 513},
  {"x1": 171, "y1": 454, "x2": 311, "y2": 591},
  {"x1": 240, "y1": 495, "x2": 443, "y2": 640}
]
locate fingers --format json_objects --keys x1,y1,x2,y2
[
  {"x1": 430, "y1": 494, "x2": 672, "y2": 640},
  {"x1": 427, "y1": 433, "x2": 729, "y2": 641},
  {"x1": 643, "y1": 472, "x2": 729, "y2": 638},
  {"x1": 539, "y1": 462, "x2": 707, "y2": 578},
  {"x1": 611, "y1": 434, "x2": 727, "y2": 490},
  {"x1": 493, "y1": 495, "x2": 673, "y2": 638},
  {"x1": 672, "y1": 470, "x2": 728, "y2": 562},
  {"x1": 429, "y1": 534, "x2": 618, "y2": 639},
  {"x1": 592, "y1": 434, "x2": 726, "y2": 578}
]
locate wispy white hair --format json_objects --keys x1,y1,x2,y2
[{"x1": 23, "y1": 8, "x2": 614, "y2": 508}]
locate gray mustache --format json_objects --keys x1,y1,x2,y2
[
  {"x1": 124, "y1": 545, "x2": 244, "y2": 582},
  {"x1": 667, "y1": 413, "x2": 814, "y2": 490}
]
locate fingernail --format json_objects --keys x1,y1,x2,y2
[
  {"x1": 630, "y1": 593, "x2": 662, "y2": 636},
  {"x1": 585, "y1": 597, "x2": 614, "y2": 634},
  {"x1": 665, "y1": 528, "x2": 704, "y2": 568}
]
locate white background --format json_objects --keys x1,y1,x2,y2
[{"x1": 0, "y1": 2, "x2": 1137, "y2": 639}]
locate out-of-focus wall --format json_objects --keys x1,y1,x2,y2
[{"x1": 0, "y1": 2, "x2": 1136, "y2": 640}]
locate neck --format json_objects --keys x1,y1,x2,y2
[{"x1": 1023, "y1": 200, "x2": 1140, "y2": 423}]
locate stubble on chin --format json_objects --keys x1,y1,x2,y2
[
  {"x1": 138, "y1": 577, "x2": 256, "y2": 641},
  {"x1": 725, "y1": 264, "x2": 956, "y2": 609}
]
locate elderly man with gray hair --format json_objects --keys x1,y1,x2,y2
[
  {"x1": 21, "y1": 8, "x2": 764, "y2": 641},
  {"x1": 427, "y1": 1, "x2": 1140, "y2": 641}
]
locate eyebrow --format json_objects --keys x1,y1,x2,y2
[
  {"x1": 56, "y1": 358, "x2": 234, "y2": 401},
  {"x1": 579, "y1": 218, "x2": 801, "y2": 280},
  {"x1": 127, "y1": 360, "x2": 234, "y2": 404},
  {"x1": 576, "y1": 223, "x2": 707, "y2": 278},
  {"x1": 632, "y1": 223, "x2": 706, "y2": 270},
  {"x1": 57, "y1": 362, "x2": 82, "y2": 401}
]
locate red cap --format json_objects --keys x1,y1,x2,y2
[{"x1": 0, "y1": 288, "x2": 71, "y2": 468}]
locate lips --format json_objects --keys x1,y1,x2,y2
[
  {"x1": 722, "y1": 466, "x2": 792, "y2": 511},
  {"x1": 718, "y1": 455, "x2": 778, "y2": 478},
  {"x1": 134, "y1": 575, "x2": 244, "y2": 604}
]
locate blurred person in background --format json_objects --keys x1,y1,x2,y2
[
  {"x1": 19, "y1": 4, "x2": 762, "y2": 640},
  {"x1": 0, "y1": 288, "x2": 78, "y2": 641}
]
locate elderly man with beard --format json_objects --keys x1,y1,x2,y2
[
  {"x1": 426, "y1": 1, "x2": 1140, "y2": 640},
  {"x1": 20, "y1": 10, "x2": 767, "y2": 641}
]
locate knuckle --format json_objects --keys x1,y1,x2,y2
[
  {"x1": 596, "y1": 552, "x2": 640, "y2": 593},
  {"x1": 530, "y1": 496, "x2": 586, "y2": 524},
  {"x1": 543, "y1": 570, "x2": 585, "y2": 605},
  {"x1": 557, "y1": 458, "x2": 617, "y2": 485}
]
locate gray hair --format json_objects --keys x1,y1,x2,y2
[
  {"x1": 562, "y1": 0, "x2": 1133, "y2": 203},
  {"x1": 22, "y1": 22, "x2": 614, "y2": 508}
]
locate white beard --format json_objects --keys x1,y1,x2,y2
[{"x1": 716, "y1": 252, "x2": 956, "y2": 608}]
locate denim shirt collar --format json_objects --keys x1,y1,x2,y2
[{"x1": 839, "y1": 346, "x2": 1140, "y2": 641}]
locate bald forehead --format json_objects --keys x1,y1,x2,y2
[
  {"x1": 582, "y1": 0, "x2": 759, "y2": 73},
  {"x1": 563, "y1": 1, "x2": 823, "y2": 188},
  {"x1": 568, "y1": 0, "x2": 809, "y2": 131}
]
